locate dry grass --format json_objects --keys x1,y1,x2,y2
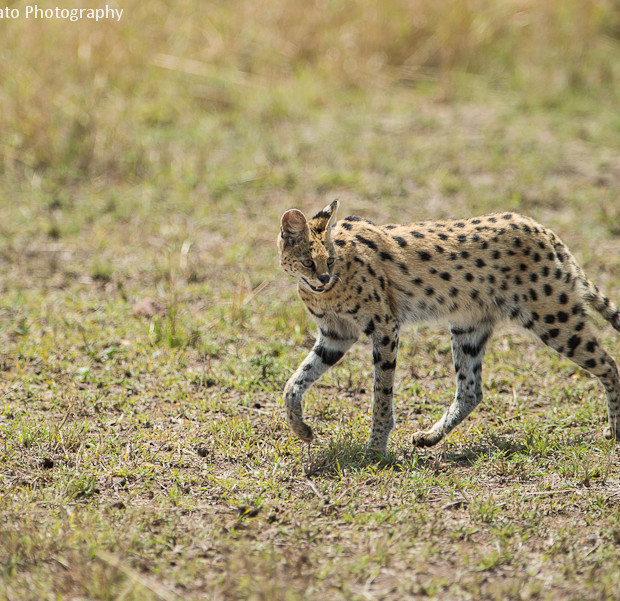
[{"x1": 1, "y1": 0, "x2": 619, "y2": 178}]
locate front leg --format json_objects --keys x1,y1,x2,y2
[
  {"x1": 284, "y1": 331, "x2": 356, "y2": 443},
  {"x1": 367, "y1": 323, "x2": 400, "y2": 454}
]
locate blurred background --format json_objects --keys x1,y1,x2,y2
[{"x1": 2, "y1": 0, "x2": 620, "y2": 181}]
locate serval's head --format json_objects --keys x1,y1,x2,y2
[{"x1": 278, "y1": 200, "x2": 339, "y2": 294}]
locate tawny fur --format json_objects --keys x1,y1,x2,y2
[{"x1": 278, "y1": 200, "x2": 620, "y2": 453}]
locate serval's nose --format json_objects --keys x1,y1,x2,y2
[{"x1": 318, "y1": 274, "x2": 330, "y2": 285}]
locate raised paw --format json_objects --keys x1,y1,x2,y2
[{"x1": 412, "y1": 429, "x2": 443, "y2": 448}]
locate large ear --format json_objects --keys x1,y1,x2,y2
[
  {"x1": 280, "y1": 209, "x2": 309, "y2": 244},
  {"x1": 311, "y1": 199, "x2": 339, "y2": 232},
  {"x1": 325, "y1": 199, "x2": 339, "y2": 229}
]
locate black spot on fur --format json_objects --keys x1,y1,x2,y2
[
  {"x1": 392, "y1": 236, "x2": 408, "y2": 247},
  {"x1": 380, "y1": 359, "x2": 397, "y2": 371},
  {"x1": 311, "y1": 209, "x2": 332, "y2": 220},
  {"x1": 461, "y1": 336, "x2": 489, "y2": 357},
  {"x1": 567, "y1": 335, "x2": 582, "y2": 351},
  {"x1": 355, "y1": 234, "x2": 377, "y2": 250},
  {"x1": 320, "y1": 327, "x2": 347, "y2": 341},
  {"x1": 307, "y1": 306, "x2": 325, "y2": 318},
  {"x1": 314, "y1": 345, "x2": 344, "y2": 366},
  {"x1": 418, "y1": 251, "x2": 432, "y2": 261}
]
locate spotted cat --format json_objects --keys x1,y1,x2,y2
[{"x1": 277, "y1": 200, "x2": 620, "y2": 453}]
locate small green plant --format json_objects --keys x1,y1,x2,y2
[{"x1": 67, "y1": 473, "x2": 100, "y2": 500}]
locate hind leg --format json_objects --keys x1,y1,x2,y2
[
  {"x1": 527, "y1": 314, "x2": 620, "y2": 439},
  {"x1": 412, "y1": 322, "x2": 494, "y2": 447},
  {"x1": 575, "y1": 341, "x2": 620, "y2": 439}
]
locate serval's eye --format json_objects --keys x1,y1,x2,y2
[
  {"x1": 327, "y1": 257, "x2": 335, "y2": 266},
  {"x1": 302, "y1": 260, "x2": 315, "y2": 269}
]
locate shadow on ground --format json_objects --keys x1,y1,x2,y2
[{"x1": 304, "y1": 431, "x2": 600, "y2": 477}]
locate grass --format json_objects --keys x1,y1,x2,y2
[{"x1": 1, "y1": 1, "x2": 620, "y2": 599}]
